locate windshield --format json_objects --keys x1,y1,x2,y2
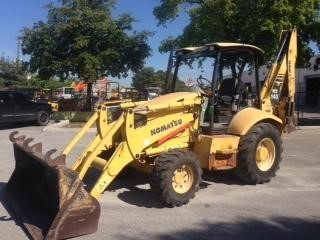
[
  {"x1": 178, "y1": 57, "x2": 216, "y2": 90},
  {"x1": 170, "y1": 48, "x2": 257, "y2": 95}
]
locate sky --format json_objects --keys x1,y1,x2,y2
[{"x1": 0, "y1": 0, "x2": 188, "y2": 86}]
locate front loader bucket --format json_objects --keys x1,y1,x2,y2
[{"x1": 3, "y1": 131, "x2": 100, "y2": 240}]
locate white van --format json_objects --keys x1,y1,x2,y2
[{"x1": 57, "y1": 87, "x2": 75, "y2": 99}]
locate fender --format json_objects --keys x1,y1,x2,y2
[{"x1": 227, "y1": 107, "x2": 283, "y2": 136}]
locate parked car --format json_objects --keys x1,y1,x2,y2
[{"x1": 0, "y1": 90, "x2": 52, "y2": 126}]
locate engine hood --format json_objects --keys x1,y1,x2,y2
[{"x1": 135, "y1": 92, "x2": 202, "y2": 113}]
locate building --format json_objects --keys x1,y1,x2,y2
[
  {"x1": 242, "y1": 55, "x2": 320, "y2": 110},
  {"x1": 296, "y1": 55, "x2": 320, "y2": 109}
]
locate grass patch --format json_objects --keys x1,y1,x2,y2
[{"x1": 52, "y1": 111, "x2": 94, "y2": 122}]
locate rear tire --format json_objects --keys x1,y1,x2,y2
[
  {"x1": 150, "y1": 149, "x2": 202, "y2": 207},
  {"x1": 36, "y1": 111, "x2": 50, "y2": 126},
  {"x1": 235, "y1": 122, "x2": 282, "y2": 184}
]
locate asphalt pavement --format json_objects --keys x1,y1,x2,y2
[{"x1": 0, "y1": 121, "x2": 319, "y2": 240}]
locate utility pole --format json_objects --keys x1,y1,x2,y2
[{"x1": 16, "y1": 39, "x2": 21, "y2": 70}]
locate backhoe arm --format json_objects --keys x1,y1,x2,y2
[{"x1": 260, "y1": 29, "x2": 297, "y2": 130}]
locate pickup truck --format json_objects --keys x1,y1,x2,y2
[{"x1": 0, "y1": 90, "x2": 52, "y2": 126}]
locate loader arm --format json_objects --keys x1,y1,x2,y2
[
  {"x1": 259, "y1": 29, "x2": 297, "y2": 130},
  {"x1": 59, "y1": 92, "x2": 202, "y2": 199}
]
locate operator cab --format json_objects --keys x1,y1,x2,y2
[{"x1": 165, "y1": 42, "x2": 264, "y2": 134}]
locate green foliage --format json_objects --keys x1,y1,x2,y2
[
  {"x1": 0, "y1": 58, "x2": 27, "y2": 87},
  {"x1": 154, "y1": 0, "x2": 320, "y2": 67},
  {"x1": 20, "y1": 0, "x2": 152, "y2": 82},
  {"x1": 132, "y1": 66, "x2": 187, "y2": 91},
  {"x1": 25, "y1": 76, "x2": 67, "y2": 89},
  {"x1": 132, "y1": 67, "x2": 166, "y2": 90}
]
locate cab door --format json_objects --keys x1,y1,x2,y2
[{"x1": 10, "y1": 92, "x2": 36, "y2": 122}]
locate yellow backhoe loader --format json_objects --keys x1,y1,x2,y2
[{"x1": 4, "y1": 29, "x2": 297, "y2": 239}]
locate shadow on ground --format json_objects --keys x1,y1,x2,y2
[
  {"x1": 107, "y1": 169, "x2": 165, "y2": 208},
  {"x1": 96, "y1": 168, "x2": 244, "y2": 208},
  {"x1": 201, "y1": 169, "x2": 245, "y2": 186},
  {"x1": 82, "y1": 167, "x2": 164, "y2": 208},
  {"x1": 137, "y1": 217, "x2": 320, "y2": 240},
  {"x1": 0, "y1": 182, "x2": 14, "y2": 222},
  {"x1": 298, "y1": 117, "x2": 320, "y2": 126},
  {"x1": 0, "y1": 182, "x2": 47, "y2": 240},
  {"x1": 0, "y1": 122, "x2": 34, "y2": 130},
  {"x1": 297, "y1": 107, "x2": 320, "y2": 126}
]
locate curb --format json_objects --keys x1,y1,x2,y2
[
  {"x1": 43, "y1": 120, "x2": 70, "y2": 131},
  {"x1": 297, "y1": 125, "x2": 320, "y2": 130}
]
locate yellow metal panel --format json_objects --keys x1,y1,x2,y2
[
  {"x1": 126, "y1": 108, "x2": 197, "y2": 158},
  {"x1": 144, "y1": 142, "x2": 190, "y2": 156},
  {"x1": 70, "y1": 111, "x2": 125, "y2": 179},
  {"x1": 125, "y1": 92, "x2": 202, "y2": 158},
  {"x1": 91, "y1": 156, "x2": 108, "y2": 170},
  {"x1": 120, "y1": 101, "x2": 147, "y2": 109},
  {"x1": 227, "y1": 107, "x2": 282, "y2": 136},
  {"x1": 48, "y1": 101, "x2": 59, "y2": 111},
  {"x1": 71, "y1": 134, "x2": 103, "y2": 172},
  {"x1": 90, "y1": 142, "x2": 134, "y2": 198},
  {"x1": 259, "y1": 29, "x2": 297, "y2": 118},
  {"x1": 193, "y1": 135, "x2": 240, "y2": 169},
  {"x1": 136, "y1": 92, "x2": 202, "y2": 111}
]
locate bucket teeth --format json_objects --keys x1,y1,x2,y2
[
  {"x1": 21, "y1": 138, "x2": 45, "y2": 161},
  {"x1": 10, "y1": 131, "x2": 66, "y2": 167},
  {"x1": 21, "y1": 138, "x2": 32, "y2": 150},
  {"x1": 45, "y1": 149, "x2": 66, "y2": 166},
  {"x1": 29, "y1": 142, "x2": 42, "y2": 154},
  {"x1": 9, "y1": 131, "x2": 25, "y2": 143}
]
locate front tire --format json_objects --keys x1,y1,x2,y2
[
  {"x1": 36, "y1": 111, "x2": 50, "y2": 126},
  {"x1": 150, "y1": 149, "x2": 202, "y2": 207},
  {"x1": 235, "y1": 122, "x2": 282, "y2": 184}
]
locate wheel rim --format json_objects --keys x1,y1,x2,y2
[
  {"x1": 172, "y1": 164, "x2": 194, "y2": 194},
  {"x1": 255, "y1": 137, "x2": 276, "y2": 171},
  {"x1": 40, "y1": 113, "x2": 48, "y2": 123}
]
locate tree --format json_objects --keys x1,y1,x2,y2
[
  {"x1": 0, "y1": 58, "x2": 27, "y2": 87},
  {"x1": 20, "y1": 0, "x2": 152, "y2": 109},
  {"x1": 24, "y1": 76, "x2": 68, "y2": 89},
  {"x1": 154, "y1": 0, "x2": 320, "y2": 67},
  {"x1": 132, "y1": 67, "x2": 166, "y2": 90},
  {"x1": 132, "y1": 66, "x2": 187, "y2": 92}
]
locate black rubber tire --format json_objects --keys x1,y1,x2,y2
[
  {"x1": 36, "y1": 111, "x2": 50, "y2": 126},
  {"x1": 235, "y1": 122, "x2": 283, "y2": 184},
  {"x1": 150, "y1": 149, "x2": 202, "y2": 207}
]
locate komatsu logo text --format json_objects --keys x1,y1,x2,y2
[{"x1": 151, "y1": 119, "x2": 183, "y2": 136}]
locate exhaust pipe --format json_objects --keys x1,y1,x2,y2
[{"x1": 3, "y1": 131, "x2": 100, "y2": 240}]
